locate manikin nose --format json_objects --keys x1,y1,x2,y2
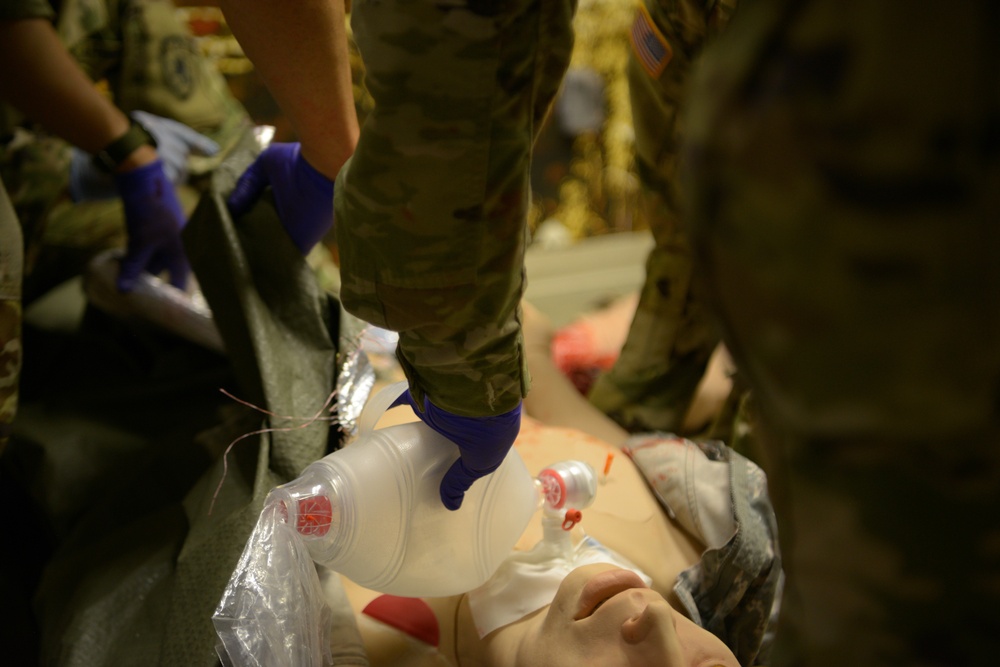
[{"x1": 620, "y1": 599, "x2": 673, "y2": 644}]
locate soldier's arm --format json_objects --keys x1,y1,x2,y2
[
  {"x1": 0, "y1": 18, "x2": 156, "y2": 170},
  {"x1": 216, "y1": 0, "x2": 359, "y2": 180}
]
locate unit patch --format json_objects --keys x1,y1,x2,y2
[{"x1": 160, "y1": 35, "x2": 196, "y2": 100}]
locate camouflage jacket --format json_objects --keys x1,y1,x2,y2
[{"x1": 626, "y1": 433, "x2": 783, "y2": 667}]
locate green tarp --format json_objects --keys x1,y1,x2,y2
[{"x1": 4, "y1": 132, "x2": 358, "y2": 666}]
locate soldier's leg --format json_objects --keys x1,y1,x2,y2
[
  {"x1": 685, "y1": 1, "x2": 1000, "y2": 663},
  {"x1": 587, "y1": 0, "x2": 736, "y2": 434}
]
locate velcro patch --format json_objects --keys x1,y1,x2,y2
[{"x1": 629, "y1": 5, "x2": 673, "y2": 78}]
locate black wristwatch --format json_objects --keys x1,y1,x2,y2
[{"x1": 94, "y1": 119, "x2": 157, "y2": 171}]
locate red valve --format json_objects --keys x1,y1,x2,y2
[
  {"x1": 562, "y1": 509, "x2": 582, "y2": 531},
  {"x1": 296, "y1": 496, "x2": 333, "y2": 537},
  {"x1": 539, "y1": 468, "x2": 567, "y2": 509}
]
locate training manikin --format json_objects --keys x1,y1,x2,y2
[
  {"x1": 216, "y1": 383, "x2": 650, "y2": 659},
  {"x1": 215, "y1": 380, "x2": 780, "y2": 667},
  {"x1": 333, "y1": 412, "x2": 777, "y2": 667}
]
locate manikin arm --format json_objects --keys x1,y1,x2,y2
[
  {"x1": 521, "y1": 301, "x2": 631, "y2": 446},
  {"x1": 215, "y1": 0, "x2": 359, "y2": 180}
]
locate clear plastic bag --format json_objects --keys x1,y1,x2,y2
[{"x1": 213, "y1": 499, "x2": 333, "y2": 667}]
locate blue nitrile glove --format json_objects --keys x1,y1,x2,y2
[
  {"x1": 226, "y1": 142, "x2": 334, "y2": 255},
  {"x1": 392, "y1": 389, "x2": 522, "y2": 511},
  {"x1": 114, "y1": 159, "x2": 190, "y2": 291},
  {"x1": 70, "y1": 110, "x2": 219, "y2": 202}
]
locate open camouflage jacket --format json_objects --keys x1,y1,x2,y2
[{"x1": 626, "y1": 433, "x2": 783, "y2": 667}]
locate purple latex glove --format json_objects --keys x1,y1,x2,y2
[
  {"x1": 226, "y1": 142, "x2": 334, "y2": 254},
  {"x1": 393, "y1": 390, "x2": 522, "y2": 510},
  {"x1": 114, "y1": 159, "x2": 190, "y2": 291}
]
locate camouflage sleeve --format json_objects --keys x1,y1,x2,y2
[
  {"x1": 0, "y1": 0, "x2": 54, "y2": 21},
  {"x1": 334, "y1": 0, "x2": 576, "y2": 417}
]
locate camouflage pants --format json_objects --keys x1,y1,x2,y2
[
  {"x1": 685, "y1": 1, "x2": 1000, "y2": 664},
  {"x1": 335, "y1": 0, "x2": 577, "y2": 416},
  {"x1": 0, "y1": 180, "x2": 21, "y2": 456},
  {"x1": 587, "y1": 0, "x2": 737, "y2": 435}
]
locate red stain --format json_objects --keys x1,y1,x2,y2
[{"x1": 363, "y1": 595, "x2": 440, "y2": 647}]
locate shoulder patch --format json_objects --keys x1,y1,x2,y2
[
  {"x1": 159, "y1": 35, "x2": 197, "y2": 100},
  {"x1": 629, "y1": 5, "x2": 673, "y2": 78}
]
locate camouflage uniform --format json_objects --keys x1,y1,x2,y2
[
  {"x1": 334, "y1": 0, "x2": 577, "y2": 417},
  {"x1": 684, "y1": 1, "x2": 1000, "y2": 664},
  {"x1": 0, "y1": 0, "x2": 250, "y2": 302},
  {"x1": 0, "y1": 1, "x2": 47, "y2": 459},
  {"x1": 0, "y1": 177, "x2": 21, "y2": 456},
  {"x1": 587, "y1": 0, "x2": 737, "y2": 435},
  {"x1": 627, "y1": 433, "x2": 783, "y2": 666}
]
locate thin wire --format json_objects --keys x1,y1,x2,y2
[
  {"x1": 206, "y1": 322, "x2": 393, "y2": 516},
  {"x1": 218, "y1": 387, "x2": 339, "y2": 422},
  {"x1": 206, "y1": 387, "x2": 340, "y2": 516}
]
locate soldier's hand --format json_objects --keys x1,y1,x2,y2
[
  {"x1": 70, "y1": 111, "x2": 219, "y2": 202},
  {"x1": 227, "y1": 142, "x2": 334, "y2": 254},
  {"x1": 114, "y1": 159, "x2": 190, "y2": 291},
  {"x1": 391, "y1": 389, "x2": 522, "y2": 511}
]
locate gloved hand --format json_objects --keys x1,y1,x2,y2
[
  {"x1": 114, "y1": 159, "x2": 190, "y2": 291},
  {"x1": 70, "y1": 110, "x2": 219, "y2": 201},
  {"x1": 227, "y1": 142, "x2": 334, "y2": 255},
  {"x1": 393, "y1": 390, "x2": 522, "y2": 511}
]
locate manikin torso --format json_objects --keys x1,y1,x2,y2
[{"x1": 337, "y1": 415, "x2": 705, "y2": 667}]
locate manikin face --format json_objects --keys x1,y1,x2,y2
[{"x1": 484, "y1": 563, "x2": 740, "y2": 667}]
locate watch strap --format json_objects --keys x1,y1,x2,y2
[{"x1": 94, "y1": 119, "x2": 156, "y2": 171}]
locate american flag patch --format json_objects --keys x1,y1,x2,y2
[{"x1": 630, "y1": 5, "x2": 673, "y2": 78}]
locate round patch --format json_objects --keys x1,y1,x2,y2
[{"x1": 159, "y1": 35, "x2": 197, "y2": 100}]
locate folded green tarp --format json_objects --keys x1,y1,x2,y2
[{"x1": 11, "y1": 131, "x2": 365, "y2": 666}]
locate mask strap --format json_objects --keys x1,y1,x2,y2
[{"x1": 355, "y1": 380, "x2": 409, "y2": 437}]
